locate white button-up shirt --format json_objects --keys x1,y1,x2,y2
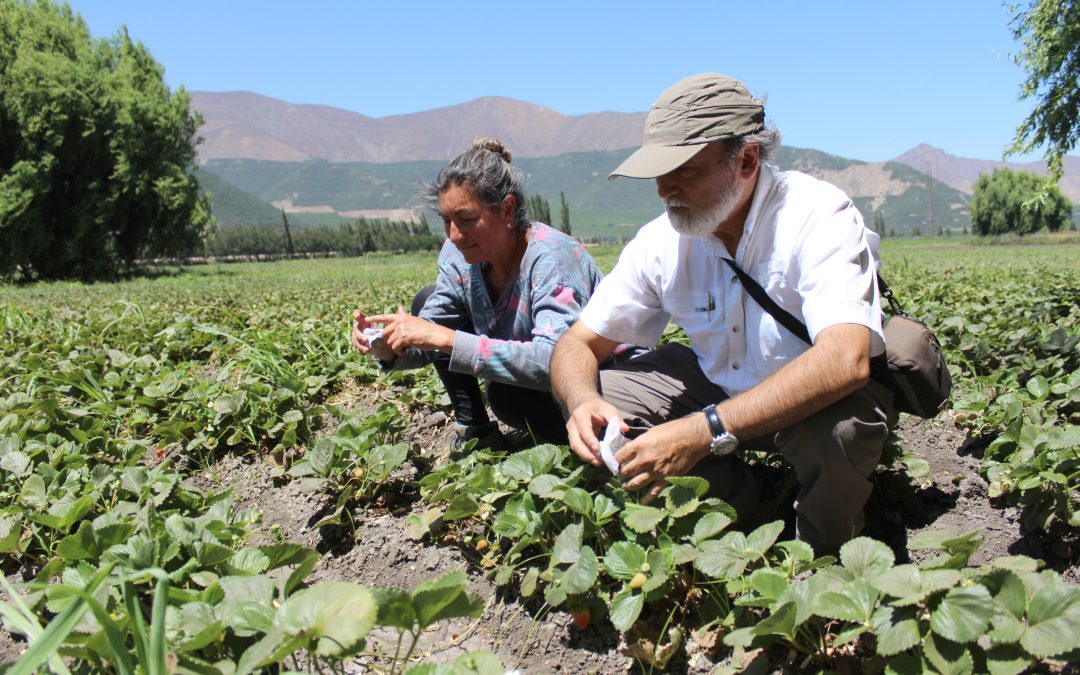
[{"x1": 581, "y1": 163, "x2": 884, "y2": 396}]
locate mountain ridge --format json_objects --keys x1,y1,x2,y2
[
  {"x1": 893, "y1": 143, "x2": 1079, "y2": 202},
  {"x1": 190, "y1": 91, "x2": 646, "y2": 164}
]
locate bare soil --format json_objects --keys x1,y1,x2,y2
[{"x1": 2, "y1": 378, "x2": 1077, "y2": 672}]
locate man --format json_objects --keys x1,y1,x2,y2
[{"x1": 551, "y1": 73, "x2": 895, "y2": 554}]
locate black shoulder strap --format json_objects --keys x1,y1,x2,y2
[{"x1": 721, "y1": 257, "x2": 812, "y2": 345}]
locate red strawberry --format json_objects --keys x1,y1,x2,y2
[{"x1": 571, "y1": 607, "x2": 590, "y2": 631}]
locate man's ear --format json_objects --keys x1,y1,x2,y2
[{"x1": 738, "y1": 143, "x2": 761, "y2": 178}]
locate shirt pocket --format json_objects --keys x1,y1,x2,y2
[
  {"x1": 665, "y1": 287, "x2": 725, "y2": 342},
  {"x1": 752, "y1": 258, "x2": 792, "y2": 298},
  {"x1": 749, "y1": 258, "x2": 807, "y2": 361}
]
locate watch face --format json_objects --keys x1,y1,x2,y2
[{"x1": 709, "y1": 433, "x2": 738, "y2": 457}]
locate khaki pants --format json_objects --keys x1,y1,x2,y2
[{"x1": 598, "y1": 343, "x2": 896, "y2": 554}]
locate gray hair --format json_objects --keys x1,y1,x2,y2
[
  {"x1": 421, "y1": 137, "x2": 528, "y2": 228},
  {"x1": 724, "y1": 124, "x2": 782, "y2": 165}
]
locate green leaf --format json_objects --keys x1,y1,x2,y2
[
  {"x1": 405, "y1": 508, "x2": 444, "y2": 541},
  {"x1": 984, "y1": 645, "x2": 1029, "y2": 675},
  {"x1": 690, "y1": 512, "x2": 733, "y2": 544},
  {"x1": 872, "y1": 565, "x2": 961, "y2": 606},
  {"x1": 277, "y1": 582, "x2": 376, "y2": 656},
  {"x1": 175, "y1": 602, "x2": 224, "y2": 653},
  {"x1": 497, "y1": 445, "x2": 560, "y2": 481},
  {"x1": 0, "y1": 450, "x2": 31, "y2": 477},
  {"x1": 307, "y1": 438, "x2": 334, "y2": 476},
  {"x1": 227, "y1": 549, "x2": 270, "y2": 576},
  {"x1": 56, "y1": 521, "x2": 99, "y2": 561},
  {"x1": 609, "y1": 588, "x2": 644, "y2": 631},
  {"x1": 563, "y1": 487, "x2": 593, "y2": 517},
  {"x1": 406, "y1": 651, "x2": 506, "y2": 675},
  {"x1": 885, "y1": 654, "x2": 928, "y2": 675},
  {"x1": 212, "y1": 393, "x2": 243, "y2": 415},
  {"x1": 552, "y1": 522, "x2": 584, "y2": 565},
  {"x1": 930, "y1": 585, "x2": 994, "y2": 643},
  {"x1": 752, "y1": 600, "x2": 797, "y2": 639},
  {"x1": 924, "y1": 632, "x2": 974, "y2": 675},
  {"x1": 664, "y1": 483, "x2": 701, "y2": 519},
  {"x1": 0, "y1": 516, "x2": 23, "y2": 553},
  {"x1": 443, "y1": 494, "x2": 479, "y2": 521},
  {"x1": 663, "y1": 475, "x2": 709, "y2": 497},
  {"x1": 622, "y1": 504, "x2": 665, "y2": 533},
  {"x1": 604, "y1": 541, "x2": 647, "y2": 581},
  {"x1": 1025, "y1": 375, "x2": 1049, "y2": 399},
  {"x1": 812, "y1": 579, "x2": 878, "y2": 623},
  {"x1": 839, "y1": 537, "x2": 895, "y2": 578},
  {"x1": 528, "y1": 474, "x2": 563, "y2": 499},
  {"x1": 745, "y1": 520, "x2": 785, "y2": 556},
  {"x1": 560, "y1": 546, "x2": 599, "y2": 596},
  {"x1": 492, "y1": 493, "x2": 534, "y2": 538},
  {"x1": 695, "y1": 532, "x2": 754, "y2": 580},
  {"x1": 370, "y1": 586, "x2": 415, "y2": 632},
  {"x1": 872, "y1": 605, "x2": 921, "y2": 656},
  {"x1": 747, "y1": 569, "x2": 790, "y2": 604},
  {"x1": 412, "y1": 569, "x2": 484, "y2": 630},
  {"x1": 7, "y1": 563, "x2": 113, "y2": 675},
  {"x1": 593, "y1": 493, "x2": 620, "y2": 524},
  {"x1": 1020, "y1": 585, "x2": 1080, "y2": 658},
  {"x1": 520, "y1": 567, "x2": 539, "y2": 598}
]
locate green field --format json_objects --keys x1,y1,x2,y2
[{"x1": 1, "y1": 241, "x2": 1077, "y2": 672}]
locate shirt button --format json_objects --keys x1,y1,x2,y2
[
  {"x1": 732, "y1": 362, "x2": 740, "y2": 370},
  {"x1": 732, "y1": 325, "x2": 740, "y2": 333}
]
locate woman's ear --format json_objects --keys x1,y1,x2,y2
[{"x1": 501, "y1": 194, "x2": 517, "y2": 224}]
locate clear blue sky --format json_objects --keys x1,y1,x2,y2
[{"x1": 68, "y1": 0, "x2": 1053, "y2": 163}]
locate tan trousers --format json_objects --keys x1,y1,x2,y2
[{"x1": 598, "y1": 343, "x2": 896, "y2": 554}]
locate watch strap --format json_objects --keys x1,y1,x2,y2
[{"x1": 703, "y1": 404, "x2": 724, "y2": 439}]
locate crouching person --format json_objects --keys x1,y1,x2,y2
[{"x1": 552, "y1": 74, "x2": 896, "y2": 555}]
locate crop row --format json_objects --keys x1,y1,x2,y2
[
  {"x1": 0, "y1": 245, "x2": 1077, "y2": 672},
  {"x1": 880, "y1": 247, "x2": 1079, "y2": 533}
]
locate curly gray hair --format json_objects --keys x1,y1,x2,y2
[{"x1": 421, "y1": 137, "x2": 528, "y2": 228}]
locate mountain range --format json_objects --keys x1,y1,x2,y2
[{"x1": 189, "y1": 92, "x2": 1078, "y2": 235}]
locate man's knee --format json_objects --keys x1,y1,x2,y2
[
  {"x1": 776, "y1": 386, "x2": 891, "y2": 476},
  {"x1": 411, "y1": 285, "x2": 436, "y2": 316}
]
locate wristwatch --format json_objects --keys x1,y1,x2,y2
[{"x1": 702, "y1": 404, "x2": 738, "y2": 457}]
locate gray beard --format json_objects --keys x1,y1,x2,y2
[{"x1": 665, "y1": 178, "x2": 740, "y2": 238}]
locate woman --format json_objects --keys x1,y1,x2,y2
[{"x1": 351, "y1": 137, "x2": 611, "y2": 449}]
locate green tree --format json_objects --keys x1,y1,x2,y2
[
  {"x1": 969, "y1": 167, "x2": 1072, "y2": 235},
  {"x1": 527, "y1": 194, "x2": 551, "y2": 225},
  {"x1": 558, "y1": 191, "x2": 571, "y2": 235},
  {"x1": 280, "y1": 208, "x2": 295, "y2": 256},
  {"x1": 0, "y1": 0, "x2": 210, "y2": 280},
  {"x1": 1007, "y1": 0, "x2": 1079, "y2": 184},
  {"x1": 872, "y1": 210, "x2": 885, "y2": 237}
]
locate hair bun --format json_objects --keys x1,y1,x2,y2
[{"x1": 471, "y1": 137, "x2": 512, "y2": 163}]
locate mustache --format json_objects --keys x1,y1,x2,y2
[{"x1": 665, "y1": 197, "x2": 691, "y2": 209}]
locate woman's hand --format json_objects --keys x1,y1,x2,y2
[
  {"x1": 350, "y1": 309, "x2": 397, "y2": 362},
  {"x1": 366, "y1": 307, "x2": 456, "y2": 354}
]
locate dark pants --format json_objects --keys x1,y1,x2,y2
[
  {"x1": 598, "y1": 343, "x2": 896, "y2": 554},
  {"x1": 412, "y1": 286, "x2": 568, "y2": 445}
]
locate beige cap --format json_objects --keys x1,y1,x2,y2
[{"x1": 610, "y1": 73, "x2": 764, "y2": 179}]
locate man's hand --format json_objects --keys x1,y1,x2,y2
[
  {"x1": 350, "y1": 309, "x2": 396, "y2": 362},
  {"x1": 615, "y1": 414, "x2": 711, "y2": 505},
  {"x1": 565, "y1": 396, "x2": 624, "y2": 468},
  {"x1": 366, "y1": 308, "x2": 455, "y2": 354}
]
